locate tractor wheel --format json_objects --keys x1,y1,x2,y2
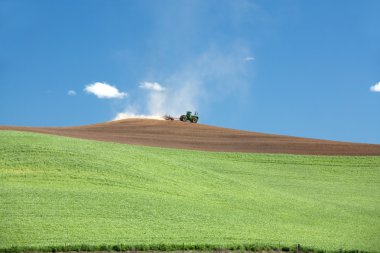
[
  {"x1": 191, "y1": 117, "x2": 198, "y2": 123},
  {"x1": 180, "y1": 115, "x2": 187, "y2": 122}
]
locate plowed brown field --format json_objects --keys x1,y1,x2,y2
[{"x1": 1, "y1": 119, "x2": 380, "y2": 155}]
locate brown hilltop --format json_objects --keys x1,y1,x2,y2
[{"x1": 1, "y1": 119, "x2": 380, "y2": 156}]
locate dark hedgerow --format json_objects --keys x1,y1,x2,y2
[
  {"x1": 0, "y1": 243, "x2": 370, "y2": 253},
  {"x1": 99, "y1": 244, "x2": 109, "y2": 251},
  {"x1": 111, "y1": 244, "x2": 120, "y2": 252}
]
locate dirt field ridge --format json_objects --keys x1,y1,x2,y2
[{"x1": 1, "y1": 119, "x2": 380, "y2": 155}]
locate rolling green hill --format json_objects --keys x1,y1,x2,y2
[{"x1": 0, "y1": 130, "x2": 379, "y2": 251}]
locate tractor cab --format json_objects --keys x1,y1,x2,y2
[{"x1": 180, "y1": 111, "x2": 199, "y2": 123}]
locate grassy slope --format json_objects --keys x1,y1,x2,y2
[{"x1": 0, "y1": 131, "x2": 379, "y2": 251}]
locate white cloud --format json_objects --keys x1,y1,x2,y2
[
  {"x1": 84, "y1": 82, "x2": 127, "y2": 99},
  {"x1": 370, "y1": 82, "x2": 380, "y2": 92},
  {"x1": 244, "y1": 56, "x2": 255, "y2": 61},
  {"x1": 67, "y1": 90, "x2": 76, "y2": 96},
  {"x1": 139, "y1": 82, "x2": 166, "y2": 92}
]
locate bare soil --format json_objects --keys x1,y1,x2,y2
[{"x1": 1, "y1": 119, "x2": 380, "y2": 155}]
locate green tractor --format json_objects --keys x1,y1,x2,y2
[{"x1": 180, "y1": 111, "x2": 199, "y2": 123}]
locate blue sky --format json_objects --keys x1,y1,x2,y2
[{"x1": 1, "y1": 0, "x2": 379, "y2": 144}]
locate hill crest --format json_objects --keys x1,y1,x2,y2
[{"x1": 1, "y1": 119, "x2": 380, "y2": 155}]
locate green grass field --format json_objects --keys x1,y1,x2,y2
[{"x1": 0, "y1": 130, "x2": 379, "y2": 252}]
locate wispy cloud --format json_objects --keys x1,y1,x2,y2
[
  {"x1": 84, "y1": 82, "x2": 127, "y2": 99},
  {"x1": 244, "y1": 56, "x2": 255, "y2": 61},
  {"x1": 111, "y1": 1, "x2": 255, "y2": 121},
  {"x1": 113, "y1": 45, "x2": 252, "y2": 121},
  {"x1": 139, "y1": 82, "x2": 166, "y2": 92},
  {"x1": 370, "y1": 82, "x2": 380, "y2": 92},
  {"x1": 67, "y1": 90, "x2": 76, "y2": 96}
]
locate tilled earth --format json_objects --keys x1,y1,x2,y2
[{"x1": 1, "y1": 119, "x2": 380, "y2": 155}]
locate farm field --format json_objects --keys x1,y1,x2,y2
[
  {"x1": 0, "y1": 130, "x2": 380, "y2": 251},
  {"x1": 1, "y1": 119, "x2": 380, "y2": 155}
]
